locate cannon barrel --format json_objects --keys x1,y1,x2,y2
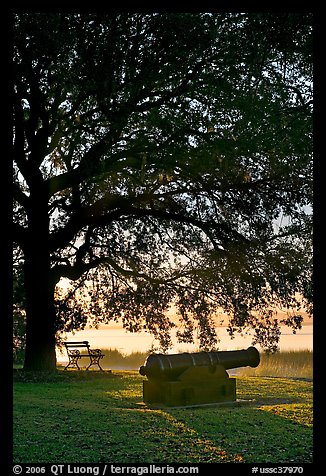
[{"x1": 139, "y1": 346, "x2": 260, "y2": 381}]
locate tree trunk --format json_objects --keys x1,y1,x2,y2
[
  {"x1": 23, "y1": 250, "x2": 57, "y2": 371},
  {"x1": 23, "y1": 195, "x2": 57, "y2": 371}
]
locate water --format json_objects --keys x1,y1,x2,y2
[{"x1": 56, "y1": 324, "x2": 313, "y2": 361}]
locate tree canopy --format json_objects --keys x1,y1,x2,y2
[{"x1": 13, "y1": 12, "x2": 313, "y2": 368}]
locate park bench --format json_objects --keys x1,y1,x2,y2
[{"x1": 64, "y1": 341, "x2": 105, "y2": 371}]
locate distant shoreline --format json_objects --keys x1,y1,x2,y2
[{"x1": 57, "y1": 323, "x2": 313, "y2": 362}]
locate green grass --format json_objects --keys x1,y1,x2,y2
[
  {"x1": 239, "y1": 350, "x2": 313, "y2": 379},
  {"x1": 13, "y1": 370, "x2": 313, "y2": 464},
  {"x1": 94, "y1": 348, "x2": 149, "y2": 370}
]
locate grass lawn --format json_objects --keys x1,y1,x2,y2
[{"x1": 13, "y1": 370, "x2": 313, "y2": 464}]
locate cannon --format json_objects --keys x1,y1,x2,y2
[{"x1": 139, "y1": 346, "x2": 260, "y2": 406}]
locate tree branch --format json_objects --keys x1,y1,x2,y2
[
  {"x1": 13, "y1": 183, "x2": 29, "y2": 208},
  {"x1": 51, "y1": 251, "x2": 195, "y2": 287},
  {"x1": 13, "y1": 91, "x2": 29, "y2": 181},
  {"x1": 12, "y1": 222, "x2": 27, "y2": 249}
]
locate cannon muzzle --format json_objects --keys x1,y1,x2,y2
[{"x1": 139, "y1": 346, "x2": 260, "y2": 381}]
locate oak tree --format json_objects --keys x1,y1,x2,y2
[{"x1": 13, "y1": 13, "x2": 313, "y2": 370}]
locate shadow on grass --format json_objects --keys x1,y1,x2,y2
[
  {"x1": 104, "y1": 375, "x2": 313, "y2": 463},
  {"x1": 165, "y1": 404, "x2": 312, "y2": 463},
  {"x1": 13, "y1": 371, "x2": 312, "y2": 463},
  {"x1": 13, "y1": 368, "x2": 119, "y2": 383}
]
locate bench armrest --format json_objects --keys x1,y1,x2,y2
[
  {"x1": 67, "y1": 349, "x2": 81, "y2": 357},
  {"x1": 89, "y1": 349, "x2": 104, "y2": 356}
]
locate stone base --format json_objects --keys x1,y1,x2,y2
[{"x1": 142, "y1": 377, "x2": 236, "y2": 407}]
